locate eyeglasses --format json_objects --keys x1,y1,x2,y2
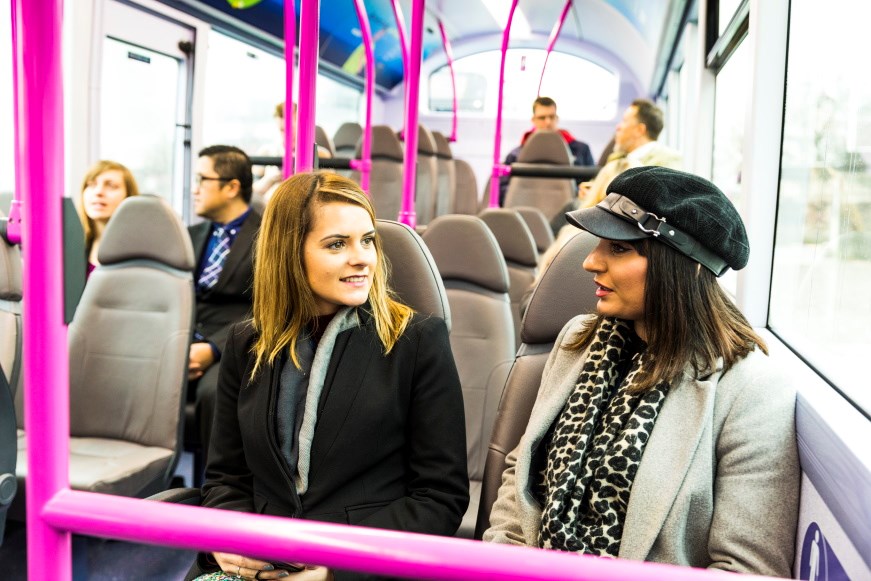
[{"x1": 195, "y1": 174, "x2": 233, "y2": 185}]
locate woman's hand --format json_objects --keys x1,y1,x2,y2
[{"x1": 213, "y1": 551, "x2": 299, "y2": 579}]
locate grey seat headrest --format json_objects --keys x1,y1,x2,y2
[
  {"x1": 516, "y1": 131, "x2": 572, "y2": 164},
  {"x1": 334, "y1": 122, "x2": 363, "y2": 150},
  {"x1": 377, "y1": 219, "x2": 451, "y2": 331},
  {"x1": 432, "y1": 131, "x2": 453, "y2": 159},
  {"x1": 359, "y1": 125, "x2": 404, "y2": 161},
  {"x1": 97, "y1": 195, "x2": 195, "y2": 271},
  {"x1": 522, "y1": 230, "x2": 599, "y2": 344},
  {"x1": 423, "y1": 215, "x2": 509, "y2": 294},
  {"x1": 0, "y1": 210, "x2": 22, "y2": 301},
  {"x1": 478, "y1": 209, "x2": 538, "y2": 267}
]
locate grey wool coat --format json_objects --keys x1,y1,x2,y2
[{"x1": 484, "y1": 315, "x2": 800, "y2": 577}]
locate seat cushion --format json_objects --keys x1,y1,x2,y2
[{"x1": 16, "y1": 430, "x2": 172, "y2": 496}]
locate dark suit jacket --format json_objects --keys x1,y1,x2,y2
[
  {"x1": 188, "y1": 210, "x2": 262, "y2": 352},
  {"x1": 187, "y1": 310, "x2": 469, "y2": 580}
]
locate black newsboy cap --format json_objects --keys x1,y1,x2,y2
[{"x1": 565, "y1": 166, "x2": 749, "y2": 276}]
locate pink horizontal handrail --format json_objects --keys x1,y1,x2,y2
[
  {"x1": 538, "y1": 0, "x2": 573, "y2": 96},
  {"x1": 42, "y1": 489, "x2": 774, "y2": 581}
]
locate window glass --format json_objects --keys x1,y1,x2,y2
[
  {"x1": 0, "y1": 1, "x2": 14, "y2": 197},
  {"x1": 314, "y1": 75, "x2": 363, "y2": 140},
  {"x1": 202, "y1": 31, "x2": 286, "y2": 159},
  {"x1": 711, "y1": 41, "x2": 749, "y2": 296},
  {"x1": 99, "y1": 39, "x2": 179, "y2": 200},
  {"x1": 770, "y1": 0, "x2": 871, "y2": 412},
  {"x1": 718, "y1": 0, "x2": 743, "y2": 36},
  {"x1": 711, "y1": 41, "x2": 749, "y2": 214},
  {"x1": 428, "y1": 49, "x2": 618, "y2": 121}
]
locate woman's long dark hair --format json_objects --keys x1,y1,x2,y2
[{"x1": 565, "y1": 238, "x2": 767, "y2": 391}]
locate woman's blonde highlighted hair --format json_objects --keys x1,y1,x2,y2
[{"x1": 251, "y1": 171, "x2": 412, "y2": 375}]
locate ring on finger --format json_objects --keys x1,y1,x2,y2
[
  {"x1": 255, "y1": 572, "x2": 262, "y2": 580},
  {"x1": 236, "y1": 564, "x2": 242, "y2": 577}
]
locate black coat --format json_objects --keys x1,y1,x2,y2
[
  {"x1": 187, "y1": 311, "x2": 469, "y2": 580},
  {"x1": 188, "y1": 210, "x2": 262, "y2": 352}
]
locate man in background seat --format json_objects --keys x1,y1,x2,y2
[
  {"x1": 500, "y1": 96, "x2": 595, "y2": 206},
  {"x1": 188, "y1": 145, "x2": 261, "y2": 457}
]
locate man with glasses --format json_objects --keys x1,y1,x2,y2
[
  {"x1": 188, "y1": 145, "x2": 261, "y2": 464},
  {"x1": 500, "y1": 96, "x2": 594, "y2": 205}
]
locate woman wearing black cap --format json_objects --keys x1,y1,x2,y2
[{"x1": 483, "y1": 167, "x2": 799, "y2": 576}]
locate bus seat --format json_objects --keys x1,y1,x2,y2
[
  {"x1": 353, "y1": 125, "x2": 404, "y2": 222},
  {"x1": 514, "y1": 206, "x2": 555, "y2": 254},
  {"x1": 453, "y1": 159, "x2": 480, "y2": 216},
  {"x1": 315, "y1": 125, "x2": 335, "y2": 157},
  {"x1": 12, "y1": 195, "x2": 195, "y2": 518},
  {"x1": 0, "y1": 211, "x2": 22, "y2": 544},
  {"x1": 431, "y1": 131, "x2": 456, "y2": 218},
  {"x1": 474, "y1": 230, "x2": 598, "y2": 539},
  {"x1": 332, "y1": 122, "x2": 362, "y2": 159},
  {"x1": 422, "y1": 215, "x2": 514, "y2": 538},
  {"x1": 401, "y1": 125, "x2": 437, "y2": 226},
  {"x1": 504, "y1": 130, "x2": 576, "y2": 221},
  {"x1": 478, "y1": 209, "x2": 538, "y2": 347},
  {"x1": 376, "y1": 219, "x2": 450, "y2": 329}
]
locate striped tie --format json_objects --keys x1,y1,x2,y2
[{"x1": 198, "y1": 226, "x2": 231, "y2": 290}]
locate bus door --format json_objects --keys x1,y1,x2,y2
[{"x1": 96, "y1": 0, "x2": 194, "y2": 220}]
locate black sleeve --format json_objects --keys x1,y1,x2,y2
[
  {"x1": 199, "y1": 322, "x2": 257, "y2": 514},
  {"x1": 356, "y1": 316, "x2": 470, "y2": 535}
]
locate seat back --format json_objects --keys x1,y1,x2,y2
[
  {"x1": 431, "y1": 131, "x2": 456, "y2": 218},
  {"x1": 315, "y1": 125, "x2": 336, "y2": 157},
  {"x1": 478, "y1": 209, "x2": 538, "y2": 347},
  {"x1": 376, "y1": 219, "x2": 450, "y2": 329},
  {"x1": 353, "y1": 125, "x2": 404, "y2": 222},
  {"x1": 0, "y1": 211, "x2": 22, "y2": 428},
  {"x1": 453, "y1": 159, "x2": 480, "y2": 215},
  {"x1": 333, "y1": 122, "x2": 362, "y2": 158},
  {"x1": 0, "y1": 209, "x2": 22, "y2": 543},
  {"x1": 474, "y1": 230, "x2": 599, "y2": 538},
  {"x1": 504, "y1": 131, "x2": 576, "y2": 221},
  {"x1": 422, "y1": 215, "x2": 514, "y2": 538},
  {"x1": 515, "y1": 206, "x2": 555, "y2": 254},
  {"x1": 69, "y1": 195, "x2": 195, "y2": 459}
]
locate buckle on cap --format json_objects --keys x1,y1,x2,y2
[{"x1": 637, "y1": 213, "x2": 666, "y2": 237}]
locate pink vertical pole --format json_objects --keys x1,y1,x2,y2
[
  {"x1": 13, "y1": 0, "x2": 73, "y2": 579},
  {"x1": 350, "y1": 0, "x2": 374, "y2": 194},
  {"x1": 437, "y1": 21, "x2": 458, "y2": 142},
  {"x1": 390, "y1": 0, "x2": 410, "y2": 74},
  {"x1": 489, "y1": 0, "x2": 519, "y2": 208},
  {"x1": 397, "y1": 0, "x2": 424, "y2": 228},
  {"x1": 6, "y1": 0, "x2": 22, "y2": 244},
  {"x1": 538, "y1": 0, "x2": 573, "y2": 96},
  {"x1": 295, "y1": 0, "x2": 319, "y2": 173},
  {"x1": 284, "y1": 0, "x2": 296, "y2": 176}
]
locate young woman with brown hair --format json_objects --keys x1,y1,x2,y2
[{"x1": 188, "y1": 172, "x2": 468, "y2": 581}]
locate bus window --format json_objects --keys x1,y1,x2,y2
[
  {"x1": 202, "y1": 30, "x2": 286, "y2": 158},
  {"x1": 770, "y1": 0, "x2": 871, "y2": 412},
  {"x1": 427, "y1": 49, "x2": 618, "y2": 121}
]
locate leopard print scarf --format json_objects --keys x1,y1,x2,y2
[{"x1": 538, "y1": 317, "x2": 669, "y2": 557}]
